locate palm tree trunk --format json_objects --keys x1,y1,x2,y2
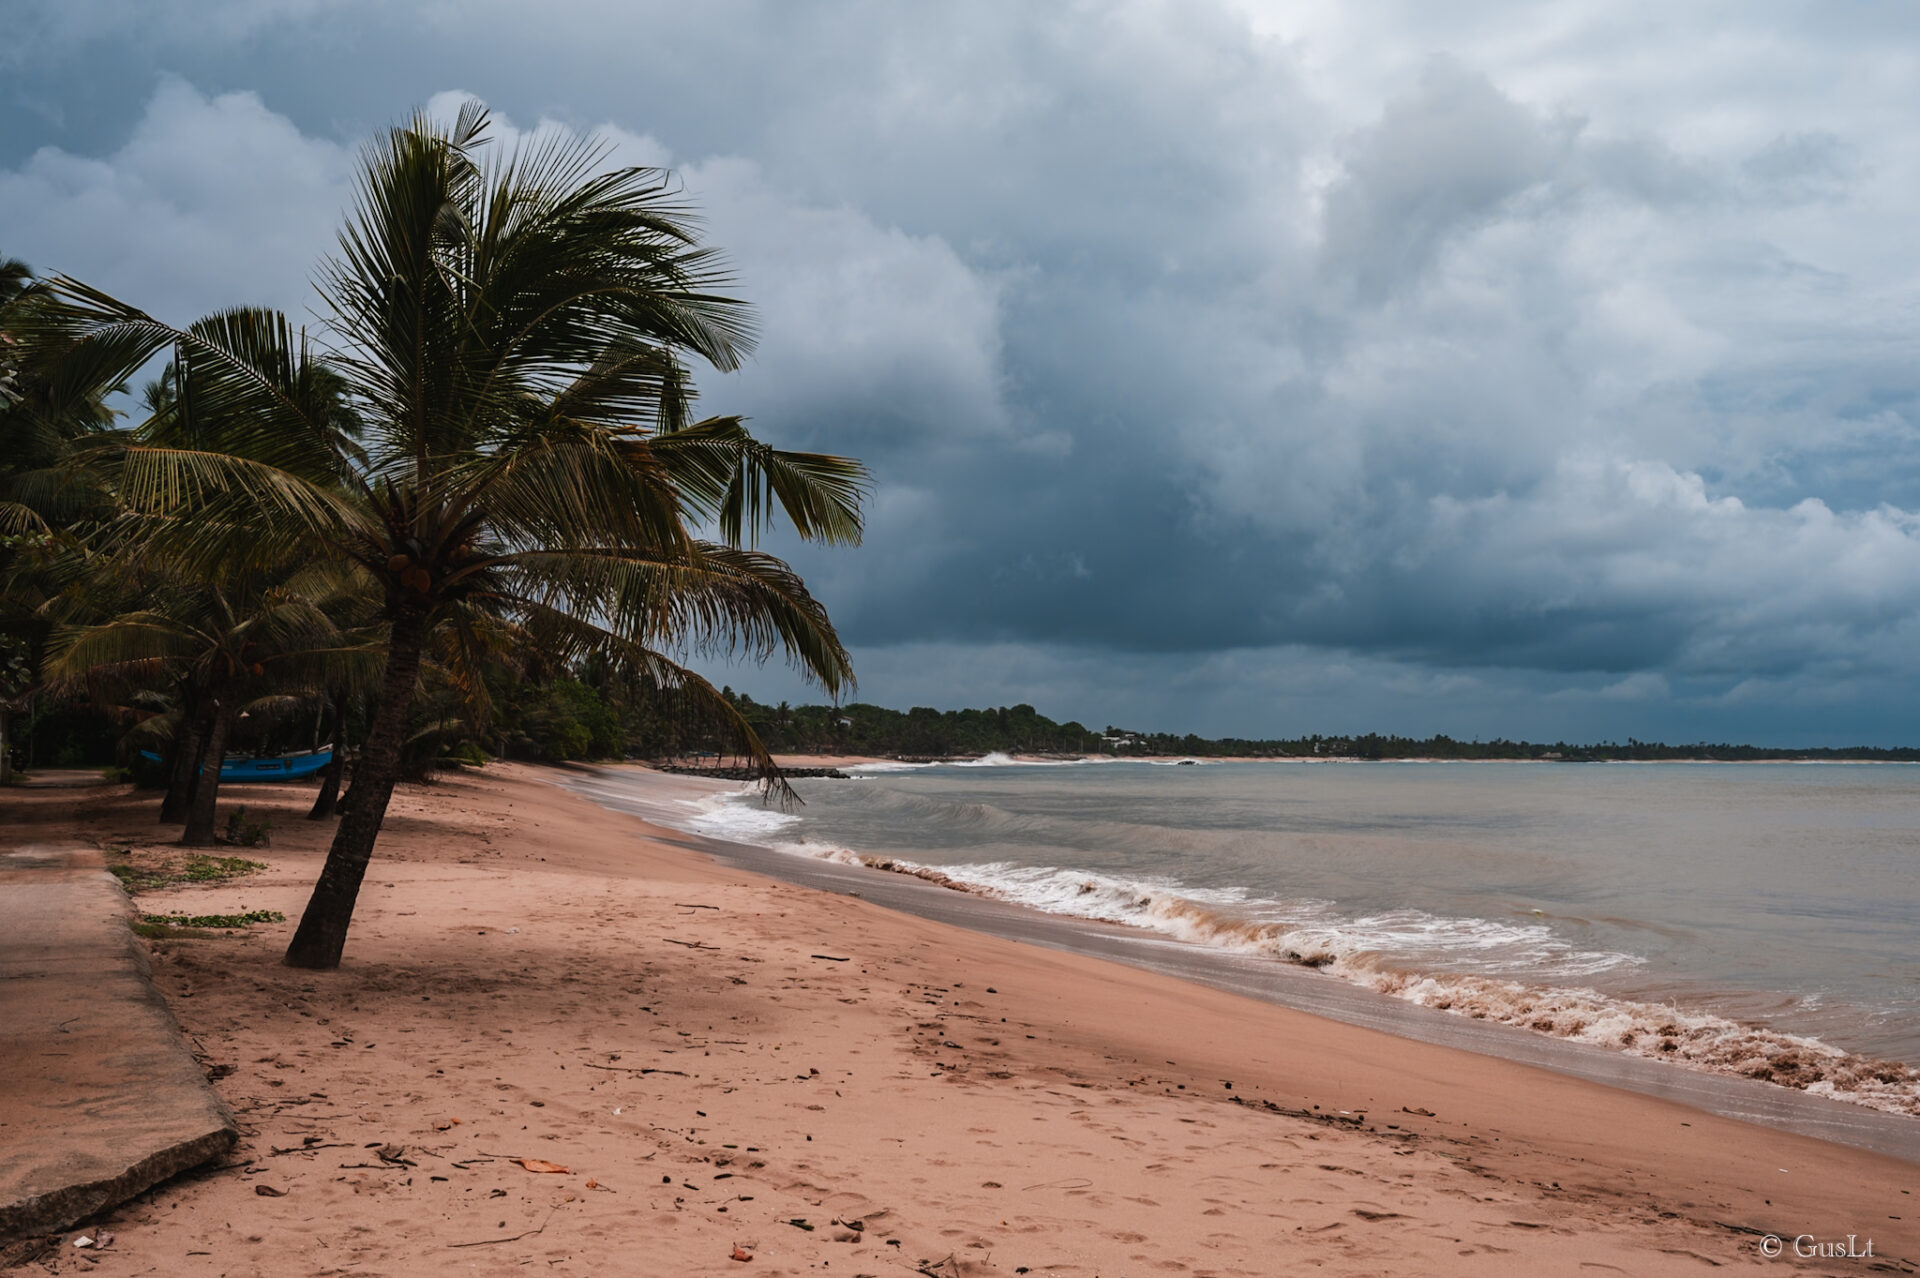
[
  {"x1": 159, "y1": 688, "x2": 206, "y2": 823},
  {"x1": 0, "y1": 702, "x2": 12, "y2": 787},
  {"x1": 307, "y1": 691, "x2": 348, "y2": 820},
  {"x1": 180, "y1": 697, "x2": 232, "y2": 846},
  {"x1": 284, "y1": 609, "x2": 427, "y2": 970}
]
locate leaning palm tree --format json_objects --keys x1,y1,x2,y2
[{"x1": 24, "y1": 105, "x2": 865, "y2": 968}]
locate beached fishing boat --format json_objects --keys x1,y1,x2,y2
[{"x1": 138, "y1": 748, "x2": 333, "y2": 782}]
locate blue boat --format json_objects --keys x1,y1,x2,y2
[{"x1": 139, "y1": 748, "x2": 333, "y2": 782}]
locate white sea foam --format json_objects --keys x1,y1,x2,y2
[
  {"x1": 679, "y1": 788, "x2": 804, "y2": 843},
  {"x1": 650, "y1": 787, "x2": 1920, "y2": 1117}
]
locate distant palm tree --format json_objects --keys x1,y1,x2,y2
[
  {"x1": 50, "y1": 554, "x2": 368, "y2": 843},
  {"x1": 25, "y1": 106, "x2": 864, "y2": 968}
]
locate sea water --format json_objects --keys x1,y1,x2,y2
[{"x1": 673, "y1": 758, "x2": 1920, "y2": 1116}]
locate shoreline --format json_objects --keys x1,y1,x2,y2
[
  {"x1": 2, "y1": 763, "x2": 1914, "y2": 1273},
  {"x1": 565, "y1": 764, "x2": 1920, "y2": 1160}
]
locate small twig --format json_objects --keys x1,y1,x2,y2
[
  {"x1": 266, "y1": 1142, "x2": 356, "y2": 1156},
  {"x1": 663, "y1": 938, "x2": 717, "y2": 949},
  {"x1": 579, "y1": 1061, "x2": 690, "y2": 1076},
  {"x1": 810, "y1": 954, "x2": 850, "y2": 962},
  {"x1": 447, "y1": 1206, "x2": 560, "y2": 1249},
  {"x1": 673, "y1": 903, "x2": 719, "y2": 910}
]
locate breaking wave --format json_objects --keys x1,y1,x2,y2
[{"x1": 668, "y1": 786, "x2": 1920, "y2": 1118}]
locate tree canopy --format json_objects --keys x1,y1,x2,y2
[{"x1": 3, "y1": 105, "x2": 867, "y2": 968}]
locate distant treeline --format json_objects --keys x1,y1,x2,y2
[
  {"x1": 711, "y1": 693, "x2": 1920, "y2": 763},
  {"x1": 19, "y1": 669, "x2": 1919, "y2": 771}
]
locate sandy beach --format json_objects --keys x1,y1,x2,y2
[{"x1": 3, "y1": 762, "x2": 1914, "y2": 1276}]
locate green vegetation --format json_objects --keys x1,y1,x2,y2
[
  {"x1": 223, "y1": 806, "x2": 272, "y2": 848},
  {"x1": 134, "y1": 908, "x2": 284, "y2": 938},
  {"x1": 4, "y1": 106, "x2": 866, "y2": 969},
  {"x1": 140, "y1": 909, "x2": 285, "y2": 929},
  {"x1": 108, "y1": 852, "x2": 266, "y2": 893},
  {"x1": 719, "y1": 694, "x2": 1102, "y2": 758},
  {"x1": 686, "y1": 693, "x2": 1920, "y2": 763}
]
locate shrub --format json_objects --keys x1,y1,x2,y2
[{"x1": 223, "y1": 808, "x2": 273, "y2": 848}]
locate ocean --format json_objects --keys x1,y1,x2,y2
[{"x1": 662, "y1": 757, "x2": 1920, "y2": 1117}]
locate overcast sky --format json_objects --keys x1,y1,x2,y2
[{"x1": 6, "y1": 1, "x2": 1919, "y2": 743}]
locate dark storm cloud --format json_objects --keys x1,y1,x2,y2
[{"x1": 6, "y1": 2, "x2": 1920, "y2": 740}]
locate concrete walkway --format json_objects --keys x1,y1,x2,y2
[{"x1": 0, "y1": 843, "x2": 237, "y2": 1243}]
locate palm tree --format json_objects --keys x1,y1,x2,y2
[
  {"x1": 49, "y1": 552, "x2": 370, "y2": 843},
  {"x1": 1, "y1": 256, "x2": 127, "y2": 784},
  {"x1": 25, "y1": 106, "x2": 865, "y2": 968}
]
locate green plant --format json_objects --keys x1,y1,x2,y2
[
  {"x1": 181, "y1": 853, "x2": 265, "y2": 879},
  {"x1": 223, "y1": 806, "x2": 272, "y2": 847},
  {"x1": 110, "y1": 851, "x2": 265, "y2": 893},
  {"x1": 446, "y1": 740, "x2": 489, "y2": 767},
  {"x1": 140, "y1": 909, "x2": 284, "y2": 929}
]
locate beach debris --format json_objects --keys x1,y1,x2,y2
[
  {"x1": 786, "y1": 1218, "x2": 816, "y2": 1231},
  {"x1": 71, "y1": 1236, "x2": 94, "y2": 1249},
  {"x1": 514, "y1": 1158, "x2": 572, "y2": 1174},
  {"x1": 448, "y1": 1207, "x2": 560, "y2": 1249},
  {"x1": 506, "y1": 927, "x2": 519, "y2": 933},
  {"x1": 811, "y1": 954, "x2": 850, "y2": 962},
  {"x1": 730, "y1": 1244, "x2": 753, "y2": 1261},
  {"x1": 254, "y1": 1184, "x2": 287, "y2": 1197},
  {"x1": 1401, "y1": 1106, "x2": 1435, "y2": 1117}
]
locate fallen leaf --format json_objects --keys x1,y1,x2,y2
[
  {"x1": 585, "y1": 1179, "x2": 598, "y2": 1189},
  {"x1": 730, "y1": 1245, "x2": 753, "y2": 1262},
  {"x1": 254, "y1": 1185, "x2": 288, "y2": 1197},
  {"x1": 515, "y1": 1159, "x2": 571, "y2": 1174}
]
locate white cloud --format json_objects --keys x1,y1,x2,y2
[{"x1": 0, "y1": 78, "x2": 353, "y2": 321}]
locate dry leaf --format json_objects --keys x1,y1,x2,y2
[
  {"x1": 254, "y1": 1185, "x2": 288, "y2": 1197},
  {"x1": 730, "y1": 1245, "x2": 753, "y2": 1262},
  {"x1": 585, "y1": 1178, "x2": 598, "y2": 1189},
  {"x1": 515, "y1": 1158, "x2": 571, "y2": 1174}
]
